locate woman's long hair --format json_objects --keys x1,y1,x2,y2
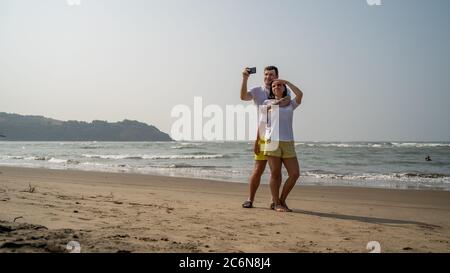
[{"x1": 268, "y1": 83, "x2": 288, "y2": 99}]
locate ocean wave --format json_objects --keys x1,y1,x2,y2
[
  {"x1": 171, "y1": 146, "x2": 191, "y2": 149},
  {"x1": 67, "y1": 159, "x2": 80, "y2": 164},
  {"x1": 171, "y1": 143, "x2": 206, "y2": 149},
  {"x1": 400, "y1": 173, "x2": 448, "y2": 179},
  {"x1": 80, "y1": 162, "x2": 109, "y2": 167},
  {"x1": 48, "y1": 157, "x2": 80, "y2": 164},
  {"x1": 165, "y1": 163, "x2": 229, "y2": 169},
  {"x1": 3, "y1": 155, "x2": 79, "y2": 164},
  {"x1": 48, "y1": 157, "x2": 68, "y2": 164},
  {"x1": 304, "y1": 171, "x2": 450, "y2": 183},
  {"x1": 168, "y1": 163, "x2": 195, "y2": 168},
  {"x1": 180, "y1": 142, "x2": 204, "y2": 146},
  {"x1": 295, "y1": 142, "x2": 450, "y2": 148},
  {"x1": 81, "y1": 154, "x2": 144, "y2": 160},
  {"x1": 390, "y1": 143, "x2": 450, "y2": 148},
  {"x1": 33, "y1": 156, "x2": 49, "y2": 161},
  {"x1": 146, "y1": 154, "x2": 227, "y2": 160},
  {"x1": 4, "y1": 155, "x2": 50, "y2": 161},
  {"x1": 82, "y1": 154, "x2": 227, "y2": 160},
  {"x1": 171, "y1": 145, "x2": 202, "y2": 150},
  {"x1": 295, "y1": 143, "x2": 377, "y2": 148},
  {"x1": 187, "y1": 152, "x2": 221, "y2": 156},
  {"x1": 7, "y1": 156, "x2": 26, "y2": 160},
  {"x1": 82, "y1": 154, "x2": 126, "y2": 159}
]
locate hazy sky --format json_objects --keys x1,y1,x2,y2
[{"x1": 1, "y1": 0, "x2": 449, "y2": 141}]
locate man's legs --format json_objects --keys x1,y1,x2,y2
[
  {"x1": 248, "y1": 160, "x2": 267, "y2": 202},
  {"x1": 242, "y1": 160, "x2": 267, "y2": 208}
]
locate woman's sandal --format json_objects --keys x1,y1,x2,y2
[
  {"x1": 274, "y1": 204, "x2": 287, "y2": 212},
  {"x1": 283, "y1": 205, "x2": 293, "y2": 212},
  {"x1": 275, "y1": 203, "x2": 293, "y2": 212},
  {"x1": 281, "y1": 201, "x2": 293, "y2": 212},
  {"x1": 242, "y1": 200, "x2": 253, "y2": 208}
]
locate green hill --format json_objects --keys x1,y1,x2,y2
[{"x1": 0, "y1": 112, "x2": 172, "y2": 141}]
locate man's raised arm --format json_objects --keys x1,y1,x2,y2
[{"x1": 240, "y1": 68, "x2": 253, "y2": 101}]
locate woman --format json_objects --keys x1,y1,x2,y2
[{"x1": 262, "y1": 79, "x2": 303, "y2": 212}]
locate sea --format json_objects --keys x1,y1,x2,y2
[{"x1": 0, "y1": 141, "x2": 449, "y2": 190}]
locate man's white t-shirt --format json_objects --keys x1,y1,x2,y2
[
  {"x1": 249, "y1": 86, "x2": 269, "y2": 140},
  {"x1": 262, "y1": 99, "x2": 300, "y2": 141},
  {"x1": 249, "y1": 86, "x2": 270, "y2": 106}
]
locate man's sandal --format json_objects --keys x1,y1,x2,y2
[{"x1": 242, "y1": 200, "x2": 253, "y2": 208}]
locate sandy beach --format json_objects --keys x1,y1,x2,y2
[{"x1": 0, "y1": 166, "x2": 449, "y2": 253}]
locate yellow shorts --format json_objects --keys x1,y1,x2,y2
[
  {"x1": 254, "y1": 139, "x2": 268, "y2": 161},
  {"x1": 263, "y1": 141, "x2": 297, "y2": 159}
]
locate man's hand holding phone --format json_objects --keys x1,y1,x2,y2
[
  {"x1": 247, "y1": 67, "x2": 256, "y2": 74},
  {"x1": 243, "y1": 67, "x2": 256, "y2": 80}
]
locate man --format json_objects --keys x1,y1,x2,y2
[{"x1": 240, "y1": 66, "x2": 290, "y2": 208}]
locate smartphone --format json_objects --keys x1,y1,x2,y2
[{"x1": 247, "y1": 67, "x2": 256, "y2": 74}]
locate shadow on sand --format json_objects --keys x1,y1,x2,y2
[{"x1": 290, "y1": 209, "x2": 441, "y2": 229}]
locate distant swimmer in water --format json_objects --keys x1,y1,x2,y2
[{"x1": 425, "y1": 155, "x2": 432, "y2": 161}]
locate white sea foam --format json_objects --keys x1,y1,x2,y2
[
  {"x1": 294, "y1": 142, "x2": 450, "y2": 148},
  {"x1": 82, "y1": 154, "x2": 226, "y2": 160},
  {"x1": 304, "y1": 171, "x2": 450, "y2": 184},
  {"x1": 48, "y1": 157, "x2": 68, "y2": 164}
]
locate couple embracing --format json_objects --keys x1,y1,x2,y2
[{"x1": 240, "y1": 66, "x2": 303, "y2": 212}]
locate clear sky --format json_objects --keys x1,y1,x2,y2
[{"x1": 1, "y1": 0, "x2": 449, "y2": 141}]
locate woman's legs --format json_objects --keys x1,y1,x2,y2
[
  {"x1": 267, "y1": 156, "x2": 283, "y2": 206},
  {"x1": 280, "y1": 157, "x2": 300, "y2": 207}
]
